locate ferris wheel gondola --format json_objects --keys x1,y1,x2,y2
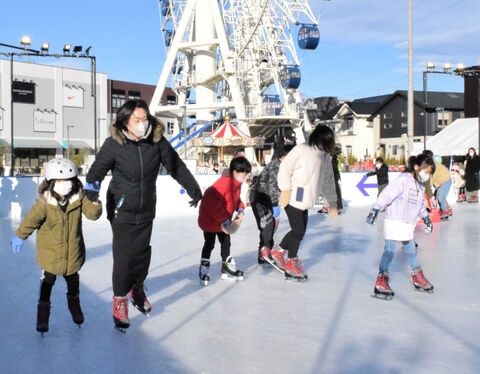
[{"x1": 298, "y1": 25, "x2": 320, "y2": 50}]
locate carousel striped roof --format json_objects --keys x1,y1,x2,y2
[{"x1": 209, "y1": 121, "x2": 250, "y2": 139}]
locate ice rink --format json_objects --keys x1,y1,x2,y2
[{"x1": 1, "y1": 179, "x2": 479, "y2": 374}]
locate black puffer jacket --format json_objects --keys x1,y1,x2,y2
[
  {"x1": 252, "y1": 158, "x2": 282, "y2": 206},
  {"x1": 87, "y1": 120, "x2": 202, "y2": 224},
  {"x1": 465, "y1": 155, "x2": 480, "y2": 192},
  {"x1": 367, "y1": 163, "x2": 389, "y2": 185}
]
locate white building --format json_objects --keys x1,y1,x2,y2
[{"x1": 0, "y1": 58, "x2": 108, "y2": 174}]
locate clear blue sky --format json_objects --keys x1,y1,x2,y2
[{"x1": 1, "y1": 0, "x2": 478, "y2": 101}]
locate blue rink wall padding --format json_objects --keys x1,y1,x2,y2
[{"x1": 0, "y1": 172, "x2": 459, "y2": 220}]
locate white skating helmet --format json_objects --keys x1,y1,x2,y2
[{"x1": 45, "y1": 158, "x2": 77, "y2": 181}]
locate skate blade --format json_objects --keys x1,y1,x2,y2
[
  {"x1": 199, "y1": 279, "x2": 209, "y2": 286},
  {"x1": 284, "y1": 273, "x2": 308, "y2": 282},
  {"x1": 371, "y1": 293, "x2": 394, "y2": 300},
  {"x1": 221, "y1": 274, "x2": 244, "y2": 281},
  {"x1": 413, "y1": 286, "x2": 434, "y2": 294},
  {"x1": 115, "y1": 326, "x2": 128, "y2": 333},
  {"x1": 263, "y1": 257, "x2": 285, "y2": 274}
]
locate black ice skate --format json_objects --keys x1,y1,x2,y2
[
  {"x1": 199, "y1": 258, "x2": 211, "y2": 286},
  {"x1": 130, "y1": 285, "x2": 152, "y2": 316},
  {"x1": 221, "y1": 256, "x2": 244, "y2": 280},
  {"x1": 36, "y1": 301, "x2": 51, "y2": 336},
  {"x1": 67, "y1": 294, "x2": 84, "y2": 326},
  {"x1": 372, "y1": 272, "x2": 395, "y2": 300}
]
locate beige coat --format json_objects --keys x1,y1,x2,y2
[
  {"x1": 16, "y1": 183, "x2": 102, "y2": 276},
  {"x1": 278, "y1": 142, "x2": 337, "y2": 210}
]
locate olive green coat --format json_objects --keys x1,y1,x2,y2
[{"x1": 16, "y1": 184, "x2": 102, "y2": 276}]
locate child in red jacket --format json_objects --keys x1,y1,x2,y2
[{"x1": 197, "y1": 156, "x2": 251, "y2": 285}]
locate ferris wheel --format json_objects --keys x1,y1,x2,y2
[{"x1": 150, "y1": 0, "x2": 325, "y2": 143}]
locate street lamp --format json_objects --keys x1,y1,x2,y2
[{"x1": 422, "y1": 62, "x2": 465, "y2": 150}]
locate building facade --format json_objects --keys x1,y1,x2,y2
[
  {"x1": 370, "y1": 90, "x2": 464, "y2": 160},
  {"x1": 0, "y1": 58, "x2": 108, "y2": 174}
]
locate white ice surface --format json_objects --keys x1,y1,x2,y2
[{"x1": 1, "y1": 202, "x2": 479, "y2": 374}]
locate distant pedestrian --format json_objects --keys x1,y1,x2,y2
[
  {"x1": 423, "y1": 150, "x2": 452, "y2": 219},
  {"x1": 366, "y1": 157, "x2": 389, "y2": 195},
  {"x1": 464, "y1": 147, "x2": 480, "y2": 203}
]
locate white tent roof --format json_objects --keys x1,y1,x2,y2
[{"x1": 413, "y1": 117, "x2": 479, "y2": 156}]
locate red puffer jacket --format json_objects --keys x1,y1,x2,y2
[{"x1": 198, "y1": 176, "x2": 245, "y2": 232}]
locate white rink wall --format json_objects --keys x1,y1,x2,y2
[{"x1": 0, "y1": 172, "x2": 458, "y2": 220}]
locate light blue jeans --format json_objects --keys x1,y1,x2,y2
[
  {"x1": 437, "y1": 178, "x2": 452, "y2": 210},
  {"x1": 379, "y1": 239, "x2": 419, "y2": 273}
]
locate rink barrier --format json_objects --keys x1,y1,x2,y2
[{"x1": 0, "y1": 172, "x2": 459, "y2": 220}]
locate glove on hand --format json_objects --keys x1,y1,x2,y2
[
  {"x1": 272, "y1": 206, "x2": 280, "y2": 218},
  {"x1": 279, "y1": 190, "x2": 291, "y2": 207},
  {"x1": 84, "y1": 181, "x2": 100, "y2": 202},
  {"x1": 237, "y1": 207, "x2": 244, "y2": 215},
  {"x1": 221, "y1": 215, "x2": 243, "y2": 235},
  {"x1": 189, "y1": 190, "x2": 203, "y2": 208},
  {"x1": 366, "y1": 208, "x2": 379, "y2": 226},
  {"x1": 11, "y1": 235, "x2": 24, "y2": 253},
  {"x1": 422, "y1": 215, "x2": 433, "y2": 234}
]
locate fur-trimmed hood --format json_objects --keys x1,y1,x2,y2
[
  {"x1": 37, "y1": 180, "x2": 82, "y2": 206},
  {"x1": 110, "y1": 118, "x2": 165, "y2": 145}
]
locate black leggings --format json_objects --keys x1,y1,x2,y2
[
  {"x1": 249, "y1": 191, "x2": 276, "y2": 251},
  {"x1": 201, "y1": 232, "x2": 231, "y2": 261},
  {"x1": 279, "y1": 205, "x2": 308, "y2": 259},
  {"x1": 39, "y1": 271, "x2": 80, "y2": 302}
]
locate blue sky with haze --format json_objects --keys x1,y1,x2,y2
[{"x1": 1, "y1": 0, "x2": 478, "y2": 101}]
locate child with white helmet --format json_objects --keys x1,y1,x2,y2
[{"x1": 11, "y1": 158, "x2": 102, "y2": 335}]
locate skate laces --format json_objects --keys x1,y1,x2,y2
[
  {"x1": 226, "y1": 257, "x2": 237, "y2": 272},
  {"x1": 414, "y1": 269, "x2": 428, "y2": 285},
  {"x1": 114, "y1": 298, "x2": 128, "y2": 319}
]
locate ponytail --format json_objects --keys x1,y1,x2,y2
[{"x1": 405, "y1": 154, "x2": 435, "y2": 174}]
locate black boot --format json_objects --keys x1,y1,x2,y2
[
  {"x1": 67, "y1": 294, "x2": 84, "y2": 325},
  {"x1": 36, "y1": 301, "x2": 51, "y2": 333}
]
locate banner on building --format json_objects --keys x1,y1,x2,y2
[
  {"x1": 33, "y1": 110, "x2": 56, "y2": 132},
  {"x1": 12, "y1": 81, "x2": 35, "y2": 104},
  {"x1": 63, "y1": 85, "x2": 84, "y2": 108}
]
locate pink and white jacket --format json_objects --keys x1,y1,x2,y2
[{"x1": 373, "y1": 173, "x2": 428, "y2": 224}]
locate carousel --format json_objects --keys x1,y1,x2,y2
[{"x1": 192, "y1": 116, "x2": 264, "y2": 168}]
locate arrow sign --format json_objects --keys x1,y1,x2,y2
[{"x1": 356, "y1": 175, "x2": 377, "y2": 197}]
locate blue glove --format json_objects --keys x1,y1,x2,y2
[
  {"x1": 237, "y1": 207, "x2": 244, "y2": 215},
  {"x1": 11, "y1": 235, "x2": 24, "y2": 253},
  {"x1": 366, "y1": 208, "x2": 379, "y2": 226},
  {"x1": 84, "y1": 181, "x2": 100, "y2": 202},
  {"x1": 272, "y1": 206, "x2": 280, "y2": 218},
  {"x1": 422, "y1": 215, "x2": 433, "y2": 234}
]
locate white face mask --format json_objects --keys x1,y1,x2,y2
[
  {"x1": 130, "y1": 121, "x2": 148, "y2": 138},
  {"x1": 53, "y1": 181, "x2": 73, "y2": 196},
  {"x1": 469, "y1": 152, "x2": 475, "y2": 157},
  {"x1": 376, "y1": 164, "x2": 381, "y2": 169},
  {"x1": 234, "y1": 175, "x2": 246, "y2": 183},
  {"x1": 418, "y1": 170, "x2": 430, "y2": 183}
]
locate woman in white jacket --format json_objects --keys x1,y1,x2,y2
[{"x1": 275, "y1": 125, "x2": 338, "y2": 280}]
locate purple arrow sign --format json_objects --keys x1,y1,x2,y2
[{"x1": 356, "y1": 175, "x2": 377, "y2": 197}]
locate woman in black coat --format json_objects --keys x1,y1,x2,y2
[
  {"x1": 464, "y1": 147, "x2": 480, "y2": 203},
  {"x1": 85, "y1": 99, "x2": 202, "y2": 330}
]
